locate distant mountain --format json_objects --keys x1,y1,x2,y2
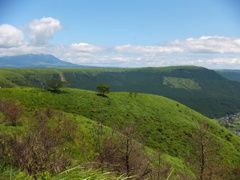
[
  {"x1": 0, "y1": 54, "x2": 90, "y2": 68},
  {"x1": 216, "y1": 70, "x2": 240, "y2": 82}
]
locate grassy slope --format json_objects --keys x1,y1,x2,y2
[
  {"x1": 1, "y1": 87, "x2": 240, "y2": 168},
  {"x1": 1, "y1": 66, "x2": 240, "y2": 117}
]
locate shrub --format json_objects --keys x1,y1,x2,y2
[
  {"x1": 0, "y1": 99, "x2": 22, "y2": 126},
  {"x1": 0, "y1": 109, "x2": 80, "y2": 176}
]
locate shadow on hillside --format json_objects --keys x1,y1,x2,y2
[
  {"x1": 47, "y1": 89, "x2": 68, "y2": 94},
  {"x1": 96, "y1": 93, "x2": 109, "y2": 98}
]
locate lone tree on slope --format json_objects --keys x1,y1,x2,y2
[
  {"x1": 96, "y1": 83, "x2": 110, "y2": 96},
  {"x1": 46, "y1": 80, "x2": 70, "y2": 92}
]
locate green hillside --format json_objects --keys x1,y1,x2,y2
[
  {"x1": 1, "y1": 66, "x2": 240, "y2": 117},
  {"x1": 0, "y1": 87, "x2": 240, "y2": 179}
]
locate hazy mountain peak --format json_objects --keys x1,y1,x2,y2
[{"x1": 0, "y1": 54, "x2": 86, "y2": 68}]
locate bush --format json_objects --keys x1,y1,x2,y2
[
  {"x1": 0, "y1": 99, "x2": 22, "y2": 126},
  {"x1": 0, "y1": 108, "x2": 80, "y2": 176}
]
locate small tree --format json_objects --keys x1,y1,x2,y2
[
  {"x1": 46, "y1": 80, "x2": 70, "y2": 92},
  {"x1": 96, "y1": 83, "x2": 110, "y2": 96},
  {"x1": 94, "y1": 122, "x2": 152, "y2": 178},
  {"x1": 189, "y1": 123, "x2": 225, "y2": 180}
]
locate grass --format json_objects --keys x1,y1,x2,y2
[
  {"x1": 0, "y1": 166, "x2": 132, "y2": 180},
  {"x1": 52, "y1": 166, "x2": 132, "y2": 180}
]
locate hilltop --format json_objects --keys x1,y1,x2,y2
[
  {"x1": 0, "y1": 87, "x2": 240, "y2": 179},
  {"x1": 0, "y1": 66, "x2": 240, "y2": 117}
]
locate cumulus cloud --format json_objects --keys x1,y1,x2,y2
[
  {"x1": 71, "y1": 43, "x2": 103, "y2": 53},
  {"x1": 26, "y1": 17, "x2": 62, "y2": 45},
  {"x1": 114, "y1": 36, "x2": 240, "y2": 55},
  {"x1": 0, "y1": 24, "x2": 24, "y2": 48},
  {"x1": 114, "y1": 44, "x2": 183, "y2": 54},
  {"x1": 168, "y1": 36, "x2": 240, "y2": 54}
]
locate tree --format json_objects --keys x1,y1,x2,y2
[
  {"x1": 96, "y1": 83, "x2": 110, "y2": 96},
  {"x1": 189, "y1": 123, "x2": 223, "y2": 180},
  {"x1": 93, "y1": 122, "x2": 152, "y2": 179},
  {"x1": 117, "y1": 122, "x2": 152, "y2": 178},
  {"x1": 46, "y1": 80, "x2": 70, "y2": 92}
]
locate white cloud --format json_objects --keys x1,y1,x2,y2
[
  {"x1": 176, "y1": 57, "x2": 240, "y2": 69},
  {"x1": 0, "y1": 24, "x2": 24, "y2": 48},
  {"x1": 114, "y1": 44, "x2": 184, "y2": 54},
  {"x1": 113, "y1": 36, "x2": 240, "y2": 56},
  {"x1": 169, "y1": 36, "x2": 240, "y2": 54},
  {"x1": 26, "y1": 17, "x2": 62, "y2": 45},
  {"x1": 71, "y1": 43, "x2": 103, "y2": 53}
]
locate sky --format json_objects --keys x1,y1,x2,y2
[{"x1": 0, "y1": 0, "x2": 240, "y2": 69}]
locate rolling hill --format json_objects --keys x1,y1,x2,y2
[
  {"x1": 0, "y1": 66, "x2": 240, "y2": 117},
  {"x1": 0, "y1": 87, "x2": 240, "y2": 179}
]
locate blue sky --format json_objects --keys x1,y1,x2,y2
[{"x1": 0, "y1": 0, "x2": 240, "y2": 68}]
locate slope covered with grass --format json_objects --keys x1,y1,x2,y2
[{"x1": 1, "y1": 87, "x2": 240, "y2": 163}]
